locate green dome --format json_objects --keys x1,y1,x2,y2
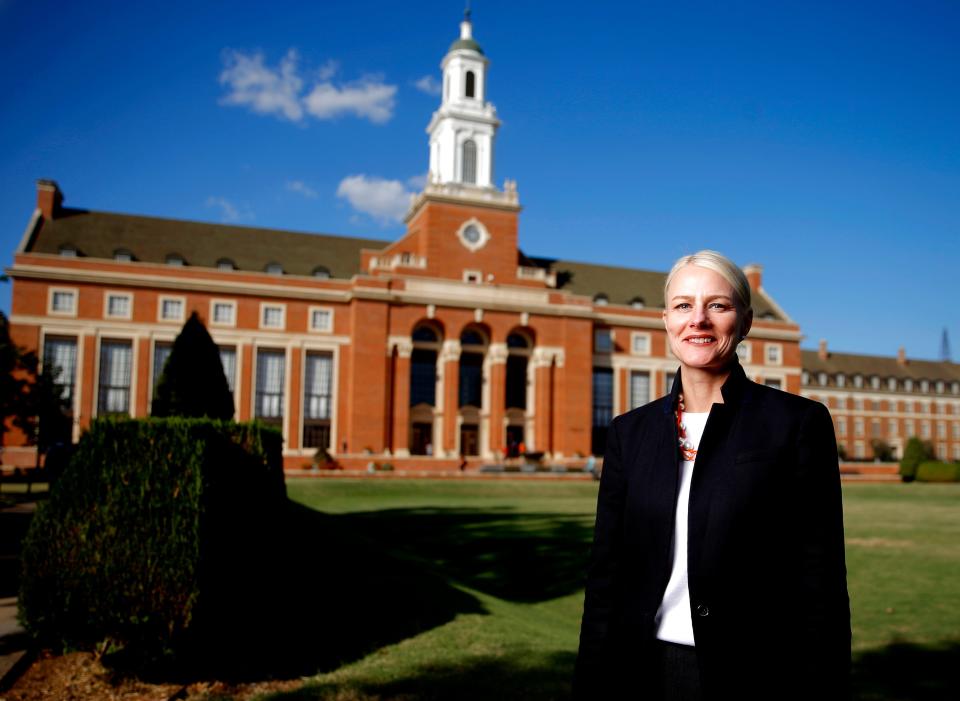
[{"x1": 449, "y1": 37, "x2": 484, "y2": 55}]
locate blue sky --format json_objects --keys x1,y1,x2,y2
[{"x1": 1, "y1": 0, "x2": 958, "y2": 360}]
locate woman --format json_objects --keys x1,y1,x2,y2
[{"x1": 574, "y1": 251, "x2": 850, "y2": 701}]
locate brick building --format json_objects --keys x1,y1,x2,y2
[{"x1": 4, "y1": 16, "x2": 805, "y2": 470}]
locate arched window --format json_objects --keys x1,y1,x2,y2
[
  {"x1": 462, "y1": 140, "x2": 477, "y2": 184},
  {"x1": 465, "y1": 70, "x2": 475, "y2": 98},
  {"x1": 166, "y1": 254, "x2": 186, "y2": 267},
  {"x1": 593, "y1": 293, "x2": 609, "y2": 306},
  {"x1": 629, "y1": 297, "x2": 645, "y2": 309},
  {"x1": 265, "y1": 262, "x2": 284, "y2": 275},
  {"x1": 507, "y1": 332, "x2": 530, "y2": 349},
  {"x1": 113, "y1": 248, "x2": 134, "y2": 262},
  {"x1": 461, "y1": 329, "x2": 485, "y2": 346},
  {"x1": 216, "y1": 258, "x2": 236, "y2": 271},
  {"x1": 413, "y1": 325, "x2": 439, "y2": 343},
  {"x1": 58, "y1": 244, "x2": 78, "y2": 257},
  {"x1": 312, "y1": 266, "x2": 331, "y2": 279}
]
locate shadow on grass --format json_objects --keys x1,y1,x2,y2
[
  {"x1": 265, "y1": 650, "x2": 577, "y2": 701},
  {"x1": 333, "y1": 506, "x2": 594, "y2": 602},
  {"x1": 853, "y1": 640, "x2": 960, "y2": 701}
]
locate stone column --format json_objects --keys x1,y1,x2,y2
[
  {"x1": 390, "y1": 337, "x2": 413, "y2": 457},
  {"x1": 440, "y1": 340, "x2": 461, "y2": 455},
  {"x1": 487, "y1": 342, "x2": 508, "y2": 457}
]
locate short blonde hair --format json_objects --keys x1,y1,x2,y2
[{"x1": 663, "y1": 250, "x2": 752, "y2": 312}]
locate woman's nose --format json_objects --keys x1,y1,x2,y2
[{"x1": 690, "y1": 306, "x2": 709, "y2": 327}]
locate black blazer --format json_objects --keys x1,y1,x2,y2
[{"x1": 574, "y1": 361, "x2": 850, "y2": 700}]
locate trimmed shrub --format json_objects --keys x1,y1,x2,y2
[
  {"x1": 18, "y1": 417, "x2": 285, "y2": 669},
  {"x1": 915, "y1": 461, "x2": 960, "y2": 483},
  {"x1": 900, "y1": 436, "x2": 934, "y2": 482}
]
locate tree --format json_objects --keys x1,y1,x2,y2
[
  {"x1": 0, "y1": 310, "x2": 38, "y2": 445},
  {"x1": 152, "y1": 312, "x2": 234, "y2": 419},
  {"x1": 900, "y1": 436, "x2": 935, "y2": 482},
  {"x1": 870, "y1": 439, "x2": 895, "y2": 463}
]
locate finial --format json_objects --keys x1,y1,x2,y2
[{"x1": 464, "y1": 1, "x2": 471, "y2": 22}]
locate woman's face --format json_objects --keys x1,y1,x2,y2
[{"x1": 663, "y1": 264, "x2": 751, "y2": 374}]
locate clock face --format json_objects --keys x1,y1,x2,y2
[{"x1": 463, "y1": 224, "x2": 481, "y2": 243}]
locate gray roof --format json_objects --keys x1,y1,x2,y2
[
  {"x1": 24, "y1": 209, "x2": 388, "y2": 280},
  {"x1": 449, "y1": 37, "x2": 484, "y2": 55},
  {"x1": 24, "y1": 208, "x2": 788, "y2": 320},
  {"x1": 529, "y1": 257, "x2": 788, "y2": 320},
  {"x1": 801, "y1": 349, "x2": 960, "y2": 384}
]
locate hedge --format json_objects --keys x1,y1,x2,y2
[
  {"x1": 915, "y1": 461, "x2": 960, "y2": 483},
  {"x1": 18, "y1": 417, "x2": 285, "y2": 668}
]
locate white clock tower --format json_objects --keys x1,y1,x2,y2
[{"x1": 426, "y1": 10, "x2": 501, "y2": 190}]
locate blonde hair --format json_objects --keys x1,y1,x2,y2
[{"x1": 663, "y1": 250, "x2": 752, "y2": 312}]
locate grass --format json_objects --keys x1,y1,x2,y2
[{"x1": 245, "y1": 480, "x2": 960, "y2": 700}]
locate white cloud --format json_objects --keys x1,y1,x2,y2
[
  {"x1": 414, "y1": 74, "x2": 442, "y2": 96},
  {"x1": 406, "y1": 173, "x2": 428, "y2": 190},
  {"x1": 219, "y1": 49, "x2": 304, "y2": 122},
  {"x1": 205, "y1": 196, "x2": 253, "y2": 224},
  {"x1": 336, "y1": 175, "x2": 414, "y2": 223},
  {"x1": 218, "y1": 49, "x2": 396, "y2": 124},
  {"x1": 286, "y1": 179, "x2": 318, "y2": 199},
  {"x1": 304, "y1": 77, "x2": 396, "y2": 124}
]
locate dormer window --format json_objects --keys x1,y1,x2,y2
[
  {"x1": 465, "y1": 70, "x2": 475, "y2": 98},
  {"x1": 58, "y1": 245, "x2": 78, "y2": 257},
  {"x1": 265, "y1": 262, "x2": 284, "y2": 275},
  {"x1": 217, "y1": 258, "x2": 236, "y2": 271},
  {"x1": 166, "y1": 254, "x2": 185, "y2": 267},
  {"x1": 853, "y1": 375, "x2": 863, "y2": 388},
  {"x1": 593, "y1": 293, "x2": 609, "y2": 306},
  {"x1": 905, "y1": 378, "x2": 913, "y2": 391},
  {"x1": 312, "y1": 266, "x2": 331, "y2": 279},
  {"x1": 837, "y1": 374, "x2": 846, "y2": 388},
  {"x1": 113, "y1": 248, "x2": 134, "y2": 262},
  {"x1": 818, "y1": 372, "x2": 827, "y2": 386},
  {"x1": 629, "y1": 297, "x2": 645, "y2": 309},
  {"x1": 936, "y1": 380, "x2": 945, "y2": 394},
  {"x1": 887, "y1": 377, "x2": 897, "y2": 391},
  {"x1": 871, "y1": 376, "x2": 880, "y2": 390}
]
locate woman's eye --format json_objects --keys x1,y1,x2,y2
[{"x1": 675, "y1": 303, "x2": 691, "y2": 310}]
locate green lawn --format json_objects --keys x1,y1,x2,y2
[{"x1": 258, "y1": 480, "x2": 960, "y2": 701}]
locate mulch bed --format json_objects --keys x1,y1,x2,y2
[{"x1": 3, "y1": 650, "x2": 305, "y2": 700}]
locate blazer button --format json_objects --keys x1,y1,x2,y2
[{"x1": 696, "y1": 604, "x2": 710, "y2": 617}]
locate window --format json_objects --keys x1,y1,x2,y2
[
  {"x1": 462, "y1": 139, "x2": 477, "y2": 184},
  {"x1": 463, "y1": 269, "x2": 482, "y2": 284},
  {"x1": 303, "y1": 352, "x2": 333, "y2": 449},
  {"x1": 888, "y1": 377, "x2": 897, "y2": 391},
  {"x1": 920, "y1": 380, "x2": 929, "y2": 393},
  {"x1": 42, "y1": 336, "x2": 77, "y2": 444},
  {"x1": 594, "y1": 328, "x2": 613, "y2": 353},
  {"x1": 802, "y1": 371, "x2": 810, "y2": 385},
  {"x1": 219, "y1": 346, "x2": 237, "y2": 395},
  {"x1": 152, "y1": 342, "x2": 173, "y2": 398},
  {"x1": 312, "y1": 266, "x2": 331, "y2": 279},
  {"x1": 837, "y1": 418, "x2": 847, "y2": 437},
  {"x1": 854, "y1": 398, "x2": 863, "y2": 411},
  {"x1": 954, "y1": 445, "x2": 960, "y2": 461},
  {"x1": 888, "y1": 419, "x2": 898, "y2": 437},
  {"x1": 310, "y1": 307, "x2": 333, "y2": 333},
  {"x1": 765, "y1": 344, "x2": 782, "y2": 365},
  {"x1": 593, "y1": 293, "x2": 609, "y2": 306},
  {"x1": 938, "y1": 421, "x2": 946, "y2": 439},
  {"x1": 854, "y1": 418, "x2": 864, "y2": 437},
  {"x1": 953, "y1": 423, "x2": 960, "y2": 440},
  {"x1": 159, "y1": 297, "x2": 184, "y2": 322},
  {"x1": 764, "y1": 378, "x2": 782, "y2": 390},
  {"x1": 904, "y1": 379, "x2": 913, "y2": 391},
  {"x1": 630, "y1": 332, "x2": 650, "y2": 356},
  {"x1": 166, "y1": 254, "x2": 185, "y2": 266},
  {"x1": 465, "y1": 70, "x2": 475, "y2": 98},
  {"x1": 818, "y1": 372, "x2": 827, "y2": 386},
  {"x1": 905, "y1": 419, "x2": 915, "y2": 438},
  {"x1": 629, "y1": 371, "x2": 650, "y2": 410},
  {"x1": 105, "y1": 292, "x2": 132, "y2": 319},
  {"x1": 871, "y1": 419, "x2": 881, "y2": 438},
  {"x1": 58, "y1": 245, "x2": 78, "y2": 257},
  {"x1": 629, "y1": 297, "x2": 645, "y2": 309},
  {"x1": 113, "y1": 249, "x2": 133, "y2": 262},
  {"x1": 411, "y1": 348, "x2": 437, "y2": 407},
  {"x1": 458, "y1": 352, "x2": 483, "y2": 408},
  {"x1": 870, "y1": 376, "x2": 880, "y2": 389},
  {"x1": 217, "y1": 258, "x2": 236, "y2": 271},
  {"x1": 952, "y1": 382, "x2": 959, "y2": 395},
  {"x1": 592, "y1": 367, "x2": 614, "y2": 455},
  {"x1": 921, "y1": 421, "x2": 931, "y2": 439},
  {"x1": 260, "y1": 304, "x2": 285, "y2": 329},
  {"x1": 936, "y1": 380, "x2": 945, "y2": 394},
  {"x1": 665, "y1": 372, "x2": 677, "y2": 395},
  {"x1": 837, "y1": 374, "x2": 846, "y2": 388},
  {"x1": 736, "y1": 341, "x2": 752, "y2": 363},
  {"x1": 853, "y1": 375, "x2": 863, "y2": 389},
  {"x1": 873, "y1": 400, "x2": 881, "y2": 411},
  {"x1": 265, "y1": 262, "x2": 284, "y2": 275},
  {"x1": 255, "y1": 349, "x2": 285, "y2": 425},
  {"x1": 836, "y1": 397, "x2": 847, "y2": 410},
  {"x1": 49, "y1": 288, "x2": 77, "y2": 316},
  {"x1": 855, "y1": 441, "x2": 865, "y2": 459},
  {"x1": 98, "y1": 340, "x2": 132, "y2": 415},
  {"x1": 211, "y1": 300, "x2": 236, "y2": 326}
]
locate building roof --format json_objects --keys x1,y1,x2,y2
[
  {"x1": 23, "y1": 208, "x2": 387, "y2": 280},
  {"x1": 801, "y1": 349, "x2": 960, "y2": 383},
  {"x1": 23, "y1": 207, "x2": 788, "y2": 320},
  {"x1": 530, "y1": 256, "x2": 788, "y2": 320},
  {"x1": 449, "y1": 37, "x2": 484, "y2": 54}
]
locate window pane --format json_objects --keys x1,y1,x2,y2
[
  {"x1": 629, "y1": 371, "x2": 650, "y2": 409},
  {"x1": 219, "y1": 346, "x2": 236, "y2": 394},
  {"x1": 462, "y1": 140, "x2": 477, "y2": 184},
  {"x1": 311, "y1": 309, "x2": 331, "y2": 331},
  {"x1": 98, "y1": 341, "x2": 132, "y2": 415},
  {"x1": 458, "y1": 352, "x2": 483, "y2": 407},
  {"x1": 256, "y1": 350, "x2": 285, "y2": 419},
  {"x1": 162, "y1": 299, "x2": 182, "y2": 319},
  {"x1": 410, "y1": 349, "x2": 437, "y2": 407},
  {"x1": 43, "y1": 337, "x2": 77, "y2": 403},
  {"x1": 214, "y1": 303, "x2": 234, "y2": 324},
  {"x1": 592, "y1": 367, "x2": 614, "y2": 455},
  {"x1": 52, "y1": 291, "x2": 74, "y2": 312},
  {"x1": 153, "y1": 342, "x2": 172, "y2": 393}
]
